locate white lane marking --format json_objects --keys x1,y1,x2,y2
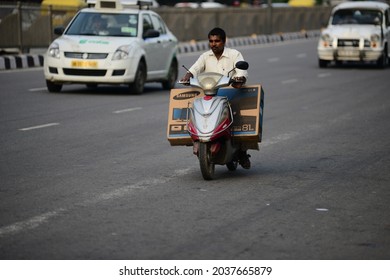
[
  {"x1": 318, "y1": 73, "x2": 331, "y2": 78},
  {"x1": 0, "y1": 209, "x2": 66, "y2": 237},
  {"x1": 282, "y1": 79, "x2": 298, "y2": 84},
  {"x1": 29, "y1": 87, "x2": 47, "y2": 92},
  {"x1": 113, "y1": 107, "x2": 142, "y2": 114},
  {"x1": 0, "y1": 168, "x2": 192, "y2": 238},
  {"x1": 296, "y1": 53, "x2": 307, "y2": 58},
  {"x1": 19, "y1": 123, "x2": 60, "y2": 131},
  {"x1": 316, "y1": 208, "x2": 329, "y2": 212},
  {"x1": 268, "y1": 57, "x2": 280, "y2": 63}
]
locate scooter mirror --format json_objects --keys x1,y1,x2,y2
[{"x1": 235, "y1": 61, "x2": 249, "y2": 70}]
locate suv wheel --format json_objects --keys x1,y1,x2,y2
[
  {"x1": 377, "y1": 48, "x2": 388, "y2": 69},
  {"x1": 318, "y1": 59, "x2": 328, "y2": 68},
  {"x1": 129, "y1": 61, "x2": 146, "y2": 94}
]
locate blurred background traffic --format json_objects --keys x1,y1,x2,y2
[{"x1": 0, "y1": 0, "x2": 388, "y2": 54}]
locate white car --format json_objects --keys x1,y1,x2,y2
[
  {"x1": 174, "y1": 2, "x2": 226, "y2": 8},
  {"x1": 44, "y1": 0, "x2": 178, "y2": 94},
  {"x1": 317, "y1": 1, "x2": 390, "y2": 68}
]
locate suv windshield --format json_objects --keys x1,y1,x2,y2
[
  {"x1": 66, "y1": 12, "x2": 139, "y2": 37},
  {"x1": 332, "y1": 9, "x2": 383, "y2": 25}
]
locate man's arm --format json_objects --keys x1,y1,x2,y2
[{"x1": 179, "y1": 54, "x2": 206, "y2": 83}]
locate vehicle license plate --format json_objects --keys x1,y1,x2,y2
[
  {"x1": 71, "y1": 60, "x2": 98, "y2": 68},
  {"x1": 338, "y1": 50, "x2": 359, "y2": 56}
]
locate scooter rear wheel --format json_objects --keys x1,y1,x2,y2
[{"x1": 199, "y1": 142, "x2": 215, "y2": 180}]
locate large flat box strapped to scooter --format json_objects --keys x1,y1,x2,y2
[{"x1": 167, "y1": 85, "x2": 264, "y2": 148}]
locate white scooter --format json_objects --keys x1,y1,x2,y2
[{"x1": 181, "y1": 61, "x2": 250, "y2": 180}]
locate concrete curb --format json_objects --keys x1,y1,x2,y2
[
  {"x1": 178, "y1": 30, "x2": 320, "y2": 54},
  {"x1": 0, "y1": 30, "x2": 320, "y2": 71},
  {"x1": 0, "y1": 54, "x2": 44, "y2": 71}
]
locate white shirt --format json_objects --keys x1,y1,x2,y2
[{"x1": 188, "y1": 47, "x2": 248, "y2": 79}]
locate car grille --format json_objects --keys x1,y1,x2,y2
[
  {"x1": 64, "y1": 52, "x2": 108, "y2": 59},
  {"x1": 63, "y1": 68, "x2": 107, "y2": 76},
  {"x1": 337, "y1": 39, "x2": 359, "y2": 47}
]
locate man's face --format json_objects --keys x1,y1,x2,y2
[{"x1": 209, "y1": 35, "x2": 225, "y2": 56}]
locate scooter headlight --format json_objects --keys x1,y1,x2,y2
[
  {"x1": 200, "y1": 77, "x2": 217, "y2": 90},
  {"x1": 198, "y1": 73, "x2": 223, "y2": 90}
]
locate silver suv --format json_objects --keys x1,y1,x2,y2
[{"x1": 317, "y1": 1, "x2": 390, "y2": 68}]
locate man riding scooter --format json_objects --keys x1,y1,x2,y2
[{"x1": 180, "y1": 27, "x2": 251, "y2": 169}]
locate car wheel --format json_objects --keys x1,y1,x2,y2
[
  {"x1": 46, "y1": 80, "x2": 62, "y2": 93},
  {"x1": 162, "y1": 58, "x2": 178, "y2": 90},
  {"x1": 376, "y1": 48, "x2": 388, "y2": 69},
  {"x1": 129, "y1": 60, "x2": 146, "y2": 94},
  {"x1": 318, "y1": 59, "x2": 328, "y2": 68}
]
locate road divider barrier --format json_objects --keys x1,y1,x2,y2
[{"x1": 1, "y1": 30, "x2": 320, "y2": 71}]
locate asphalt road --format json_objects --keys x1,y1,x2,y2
[{"x1": 1, "y1": 38, "x2": 390, "y2": 260}]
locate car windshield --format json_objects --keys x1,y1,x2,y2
[
  {"x1": 66, "y1": 12, "x2": 139, "y2": 37},
  {"x1": 332, "y1": 9, "x2": 383, "y2": 25}
]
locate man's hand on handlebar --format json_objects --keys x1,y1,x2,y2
[
  {"x1": 231, "y1": 76, "x2": 246, "y2": 89},
  {"x1": 179, "y1": 72, "x2": 193, "y2": 85}
]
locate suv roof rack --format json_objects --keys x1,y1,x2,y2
[{"x1": 86, "y1": 0, "x2": 153, "y2": 10}]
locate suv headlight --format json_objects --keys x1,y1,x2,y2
[
  {"x1": 320, "y1": 33, "x2": 333, "y2": 47},
  {"x1": 112, "y1": 45, "x2": 130, "y2": 60},
  {"x1": 370, "y1": 34, "x2": 381, "y2": 48},
  {"x1": 371, "y1": 34, "x2": 380, "y2": 42},
  {"x1": 47, "y1": 42, "x2": 60, "y2": 58}
]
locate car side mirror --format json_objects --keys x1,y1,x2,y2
[
  {"x1": 54, "y1": 27, "x2": 65, "y2": 36},
  {"x1": 143, "y1": 29, "x2": 160, "y2": 39}
]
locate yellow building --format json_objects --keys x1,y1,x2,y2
[
  {"x1": 41, "y1": 0, "x2": 87, "y2": 10},
  {"x1": 288, "y1": 0, "x2": 315, "y2": 7}
]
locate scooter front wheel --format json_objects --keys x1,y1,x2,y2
[{"x1": 199, "y1": 142, "x2": 215, "y2": 180}]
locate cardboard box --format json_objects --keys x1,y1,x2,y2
[{"x1": 167, "y1": 85, "x2": 264, "y2": 150}]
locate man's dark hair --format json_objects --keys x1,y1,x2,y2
[{"x1": 208, "y1": 27, "x2": 226, "y2": 43}]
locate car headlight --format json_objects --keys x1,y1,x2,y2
[
  {"x1": 320, "y1": 33, "x2": 333, "y2": 47},
  {"x1": 370, "y1": 34, "x2": 381, "y2": 48},
  {"x1": 112, "y1": 45, "x2": 130, "y2": 60},
  {"x1": 371, "y1": 34, "x2": 380, "y2": 42},
  {"x1": 47, "y1": 42, "x2": 60, "y2": 58}
]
